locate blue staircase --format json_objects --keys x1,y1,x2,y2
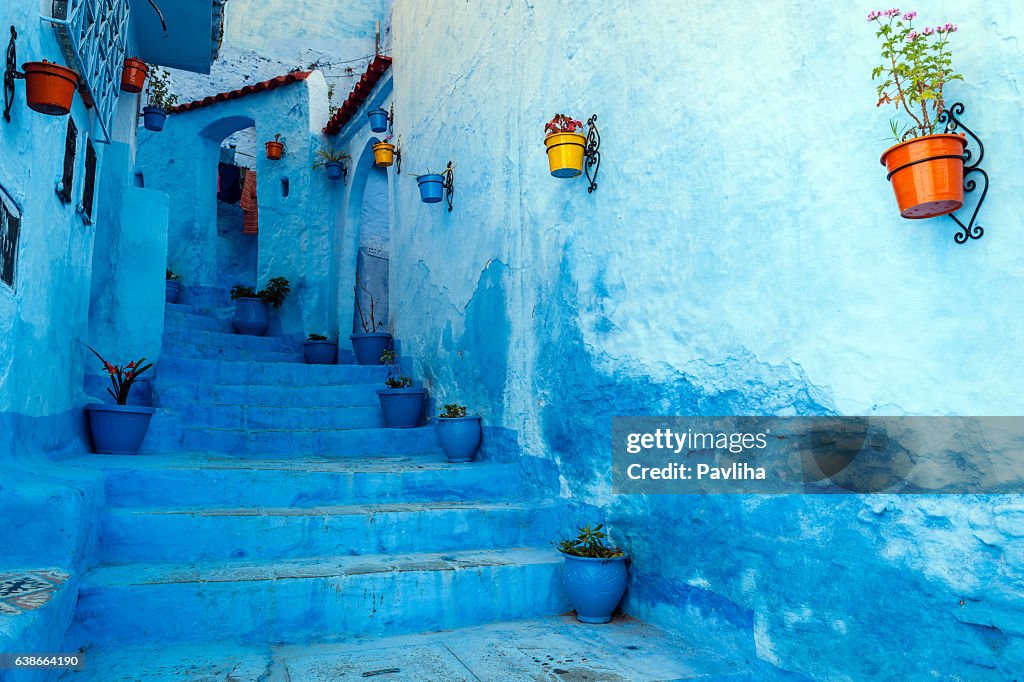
[{"x1": 60, "y1": 302, "x2": 569, "y2": 653}]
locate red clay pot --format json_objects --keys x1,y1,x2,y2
[
  {"x1": 880, "y1": 133, "x2": 967, "y2": 219},
  {"x1": 22, "y1": 61, "x2": 78, "y2": 115},
  {"x1": 120, "y1": 57, "x2": 148, "y2": 93},
  {"x1": 266, "y1": 140, "x2": 284, "y2": 160}
]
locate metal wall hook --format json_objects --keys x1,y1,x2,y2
[
  {"x1": 584, "y1": 114, "x2": 601, "y2": 193},
  {"x1": 441, "y1": 161, "x2": 454, "y2": 212},
  {"x1": 4, "y1": 26, "x2": 26, "y2": 124},
  {"x1": 938, "y1": 102, "x2": 987, "y2": 244}
]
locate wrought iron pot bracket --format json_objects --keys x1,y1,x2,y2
[
  {"x1": 441, "y1": 160, "x2": 455, "y2": 212},
  {"x1": 584, "y1": 114, "x2": 601, "y2": 193},
  {"x1": 939, "y1": 102, "x2": 988, "y2": 245},
  {"x1": 4, "y1": 26, "x2": 25, "y2": 124}
]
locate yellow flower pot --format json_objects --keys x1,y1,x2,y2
[
  {"x1": 544, "y1": 132, "x2": 586, "y2": 178},
  {"x1": 373, "y1": 142, "x2": 396, "y2": 167}
]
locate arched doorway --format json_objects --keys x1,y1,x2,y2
[
  {"x1": 353, "y1": 165, "x2": 389, "y2": 333},
  {"x1": 214, "y1": 125, "x2": 258, "y2": 294}
]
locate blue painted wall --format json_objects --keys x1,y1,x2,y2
[{"x1": 381, "y1": 1, "x2": 1024, "y2": 679}]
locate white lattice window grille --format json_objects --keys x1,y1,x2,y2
[{"x1": 44, "y1": 0, "x2": 129, "y2": 144}]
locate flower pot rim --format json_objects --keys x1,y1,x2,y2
[
  {"x1": 86, "y1": 402, "x2": 156, "y2": 415},
  {"x1": 560, "y1": 551, "x2": 628, "y2": 563},
  {"x1": 325, "y1": 160, "x2": 344, "y2": 167},
  {"x1": 372, "y1": 141, "x2": 395, "y2": 150},
  {"x1": 123, "y1": 57, "x2": 148, "y2": 68},
  {"x1": 879, "y1": 132, "x2": 967, "y2": 166},
  {"x1": 417, "y1": 174, "x2": 444, "y2": 183},
  {"x1": 350, "y1": 331, "x2": 392, "y2": 339},
  {"x1": 544, "y1": 131, "x2": 586, "y2": 146},
  {"x1": 143, "y1": 105, "x2": 167, "y2": 114},
  {"x1": 234, "y1": 296, "x2": 264, "y2": 302},
  {"x1": 22, "y1": 60, "x2": 79, "y2": 85},
  {"x1": 435, "y1": 415, "x2": 481, "y2": 422},
  {"x1": 377, "y1": 387, "x2": 426, "y2": 395},
  {"x1": 368, "y1": 107, "x2": 388, "y2": 115},
  {"x1": 304, "y1": 338, "x2": 337, "y2": 346}
]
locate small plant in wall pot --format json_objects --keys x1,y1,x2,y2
[
  {"x1": 142, "y1": 65, "x2": 177, "y2": 132},
  {"x1": 230, "y1": 277, "x2": 290, "y2": 336},
  {"x1": 84, "y1": 348, "x2": 156, "y2": 455},
  {"x1": 543, "y1": 113, "x2": 586, "y2": 178},
  {"x1": 303, "y1": 333, "x2": 338, "y2": 365},
  {"x1": 350, "y1": 274, "x2": 392, "y2": 365},
  {"x1": 266, "y1": 134, "x2": 285, "y2": 160},
  {"x1": 869, "y1": 9, "x2": 967, "y2": 219},
  {"x1": 165, "y1": 268, "x2": 182, "y2": 304},
  {"x1": 558, "y1": 524, "x2": 628, "y2": 624},
  {"x1": 377, "y1": 349, "x2": 426, "y2": 428},
  {"x1": 415, "y1": 165, "x2": 454, "y2": 204},
  {"x1": 314, "y1": 147, "x2": 351, "y2": 181},
  {"x1": 434, "y1": 402, "x2": 482, "y2": 463}
]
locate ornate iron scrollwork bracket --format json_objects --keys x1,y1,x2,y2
[
  {"x1": 441, "y1": 161, "x2": 455, "y2": 212},
  {"x1": 584, "y1": 114, "x2": 601, "y2": 193},
  {"x1": 394, "y1": 140, "x2": 402, "y2": 175},
  {"x1": 938, "y1": 102, "x2": 987, "y2": 244},
  {"x1": 4, "y1": 26, "x2": 26, "y2": 124}
]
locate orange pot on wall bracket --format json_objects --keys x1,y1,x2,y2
[
  {"x1": 266, "y1": 135, "x2": 285, "y2": 160},
  {"x1": 879, "y1": 102, "x2": 988, "y2": 244},
  {"x1": 22, "y1": 60, "x2": 79, "y2": 116},
  {"x1": 120, "y1": 57, "x2": 148, "y2": 93}
]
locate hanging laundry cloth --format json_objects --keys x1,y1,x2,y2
[
  {"x1": 240, "y1": 168, "x2": 258, "y2": 235},
  {"x1": 217, "y1": 163, "x2": 242, "y2": 204}
]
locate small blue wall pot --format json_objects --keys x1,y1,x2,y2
[
  {"x1": 349, "y1": 332, "x2": 392, "y2": 365},
  {"x1": 561, "y1": 553, "x2": 629, "y2": 624},
  {"x1": 86, "y1": 403, "x2": 156, "y2": 455},
  {"x1": 325, "y1": 161, "x2": 344, "y2": 181},
  {"x1": 233, "y1": 297, "x2": 270, "y2": 336},
  {"x1": 417, "y1": 174, "x2": 444, "y2": 203},
  {"x1": 434, "y1": 416, "x2": 481, "y2": 462},
  {"x1": 303, "y1": 339, "x2": 338, "y2": 365},
  {"x1": 367, "y1": 108, "x2": 389, "y2": 133},
  {"x1": 378, "y1": 387, "x2": 426, "y2": 428},
  {"x1": 143, "y1": 106, "x2": 167, "y2": 132},
  {"x1": 165, "y1": 279, "x2": 181, "y2": 304}
]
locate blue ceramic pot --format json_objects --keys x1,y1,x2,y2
[
  {"x1": 349, "y1": 332, "x2": 392, "y2": 365},
  {"x1": 165, "y1": 279, "x2": 181, "y2": 304},
  {"x1": 367, "y1": 108, "x2": 389, "y2": 133},
  {"x1": 417, "y1": 174, "x2": 444, "y2": 203},
  {"x1": 377, "y1": 387, "x2": 426, "y2": 428},
  {"x1": 143, "y1": 106, "x2": 167, "y2": 132},
  {"x1": 435, "y1": 416, "x2": 481, "y2": 462},
  {"x1": 86, "y1": 403, "x2": 155, "y2": 455},
  {"x1": 325, "y1": 161, "x2": 344, "y2": 181},
  {"x1": 561, "y1": 553, "x2": 628, "y2": 624},
  {"x1": 303, "y1": 339, "x2": 338, "y2": 365},
  {"x1": 233, "y1": 297, "x2": 269, "y2": 336}
]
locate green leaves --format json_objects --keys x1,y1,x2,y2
[{"x1": 558, "y1": 524, "x2": 625, "y2": 559}]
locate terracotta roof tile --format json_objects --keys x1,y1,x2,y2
[
  {"x1": 169, "y1": 70, "x2": 313, "y2": 114},
  {"x1": 323, "y1": 55, "x2": 392, "y2": 136}
]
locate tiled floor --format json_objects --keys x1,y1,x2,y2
[{"x1": 0, "y1": 570, "x2": 69, "y2": 615}]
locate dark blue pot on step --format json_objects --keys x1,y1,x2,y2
[
  {"x1": 561, "y1": 553, "x2": 629, "y2": 624},
  {"x1": 378, "y1": 387, "x2": 426, "y2": 428},
  {"x1": 86, "y1": 404, "x2": 155, "y2": 455},
  {"x1": 434, "y1": 416, "x2": 481, "y2": 462},
  {"x1": 233, "y1": 297, "x2": 269, "y2": 336},
  {"x1": 350, "y1": 332, "x2": 392, "y2": 365},
  {"x1": 303, "y1": 339, "x2": 338, "y2": 364}
]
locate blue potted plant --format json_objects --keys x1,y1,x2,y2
[
  {"x1": 416, "y1": 171, "x2": 445, "y2": 204},
  {"x1": 230, "y1": 277, "x2": 290, "y2": 336},
  {"x1": 434, "y1": 403, "x2": 481, "y2": 463},
  {"x1": 165, "y1": 268, "x2": 181, "y2": 304},
  {"x1": 85, "y1": 348, "x2": 155, "y2": 455},
  {"x1": 558, "y1": 524, "x2": 628, "y2": 624},
  {"x1": 377, "y1": 349, "x2": 425, "y2": 428},
  {"x1": 314, "y1": 147, "x2": 350, "y2": 182},
  {"x1": 350, "y1": 275, "x2": 391, "y2": 365},
  {"x1": 303, "y1": 333, "x2": 338, "y2": 365},
  {"x1": 142, "y1": 65, "x2": 175, "y2": 132},
  {"x1": 367, "y1": 107, "x2": 389, "y2": 133}
]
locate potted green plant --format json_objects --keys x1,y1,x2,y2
[
  {"x1": 350, "y1": 274, "x2": 391, "y2": 365},
  {"x1": 230, "y1": 277, "x2": 290, "y2": 336},
  {"x1": 558, "y1": 524, "x2": 628, "y2": 624},
  {"x1": 303, "y1": 333, "x2": 338, "y2": 365},
  {"x1": 165, "y1": 268, "x2": 181, "y2": 304},
  {"x1": 85, "y1": 348, "x2": 155, "y2": 455},
  {"x1": 377, "y1": 349, "x2": 425, "y2": 428},
  {"x1": 434, "y1": 403, "x2": 482, "y2": 463},
  {"x1": 869, "y1": 10, "x2": 966, "y2": 218},
  {"x1": 143, "y1": 65, "x2": 177, "y2": 132},
  {"x1": 314, "y1": 147, "x2": 351, "y2": 181}
]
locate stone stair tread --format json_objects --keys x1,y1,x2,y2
[
  {"x1": 110, "y1": 500, "x2": 552, "y2": 516},
  {"x1": 62, "y1": 452, "x2": 462, "y2": 471},
  {"x1": 82, "y1": 547, "x2": 562, "y2": 586}
]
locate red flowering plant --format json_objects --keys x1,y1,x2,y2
[
  {"x1": 88, "y1": 347, "x2": 154, "y2": 405},
  {"x1": 544, "y1": 113, "x2": 584, "y2": 138}
]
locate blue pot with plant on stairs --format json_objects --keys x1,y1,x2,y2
[
  {"x1": 367, "y1": 107, "x2": 389, "y2": 133},
  {"x1": 325, "y1": 161, "x2": 344, "y2": 181},
  {"x1": 434, "y1": 403, "x2": 481, "y2": 462},
  {"x1": 303, "y1": 335, "x2": 338, "y2": 365},
  {"x1": 350, "y1": 332, "x2": 391, "y2": 365},
  {"x1": 559, "y1": 525, "x2": 629, "y2": 624},
  {"x1": 143, "y1": 106, "x2": 168, "y2": 132},
  {"x1": 417, "y1": 174, "x2": 445, "y2": 203},
  {"x1": 231, "y1": 278, "x2": 290, "y2": 336},
  {"x1": 165, "y1": 269, "x2": 181, "y2": 303},
  {"x1": 378, "y1": 387, "x2": 426, "y2": 428},
  {"x1": 85, "y1": 348, "x2": 155, "y2": 455}
]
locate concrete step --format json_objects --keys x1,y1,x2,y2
[
  {"x1": 163, "y1": 325, "x2": 300, "y2": 352},
  {"x1": 155, "y1": 356, "x2": 389, "y2": 387},
  {"x1": 155, "y1": 382, "x2": 382, "y2": 409},
  {"x1": 162, "y1": 341, "x2": 305, "y2": 363},
  {"x1": 165, "y1": 306, "x2": 234, "y2": 333},
  {"x1": 141, "y1": 422, "x2": 438, "y2": 456},
  {"x1": 71, "y1": 548, "x2": 567, "y2": 645},
  {"x1": 101, "y1": 500, "x2": 559, "y2": 563},
  {"x1": 154, "y1": 403, "x2": 384, "y2": 430},
  {"x1": 62, "y1": 454, "x2": 523, "y2": 508}
]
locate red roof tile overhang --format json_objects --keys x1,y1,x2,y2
[
  {"x1": 323, "y1": 55, "x2": 392, "y2": 136},
  {"x1": 169, "y1": 70, "x2": 313, "y2": 114}
]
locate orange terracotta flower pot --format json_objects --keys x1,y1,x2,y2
[
  {"x1": 22, "y1": 61, "x2": 78, "y2": 116},
  {"x1": 880, "y1": 133, "x2": 967, "y2": 219},
  {"x1": 120, "y1": 57, "x2": 148, "y2": 93},
  {"x1": 372, "y1": 142, "x2": 395, "y2": 167},
  {"x1": 266, "y1": 140, "x2": 284, "y2": 160}
]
